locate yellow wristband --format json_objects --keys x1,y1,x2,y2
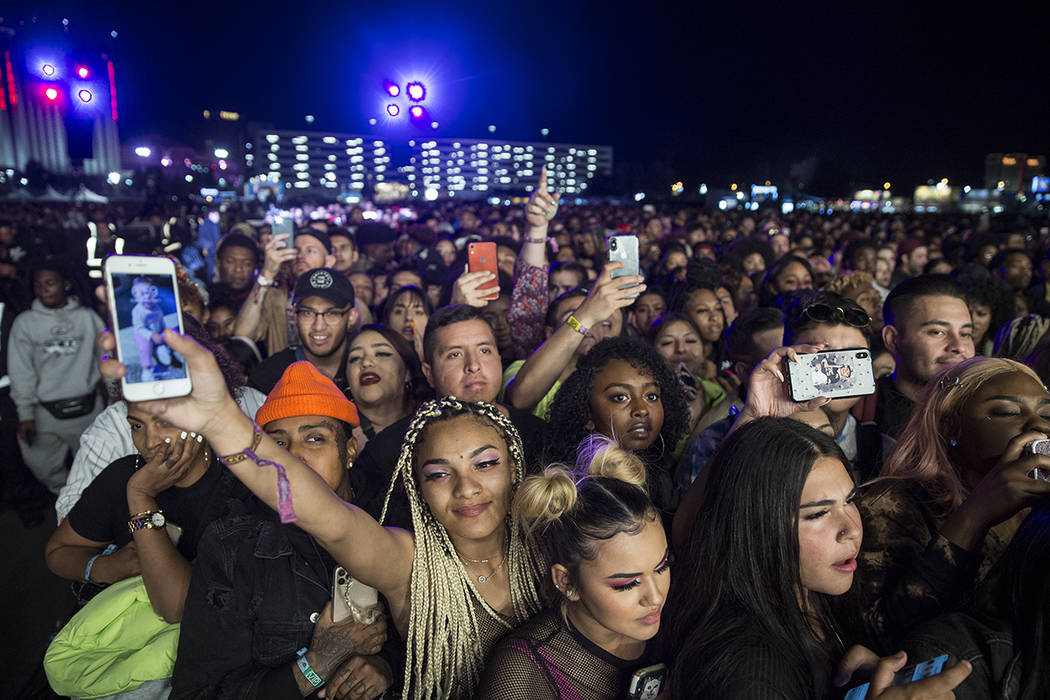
[{"x1": 566, "y1": 315, "x2": 588, "y2": 336}]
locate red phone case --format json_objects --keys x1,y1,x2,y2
[{"x1": 468, "y1": 242, "x2": 500, "y2": 300}]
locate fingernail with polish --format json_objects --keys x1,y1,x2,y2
[
  {"x1": 180, "y1": 431, "x2": 187, "y2": 439},
  {"x1": 164, "y1": 437, "x2": 171, "y2": 444},
  {"x1": 101, "y1": 354, "x2": 109, "y2": 362},
  {"x1": 196, "y1": 435, "x2": 203, "y2": 443}
]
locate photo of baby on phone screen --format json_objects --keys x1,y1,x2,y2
[{"x1": 112, "y1": 273, "x2": 186, "y2": 383}]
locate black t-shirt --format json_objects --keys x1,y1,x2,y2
[
  {"x1": 350, "y1": 404, "x2": 548, "y2": 530},
  {"x1": 67, "y1": 454, "x2": 229, "y2": 561}
]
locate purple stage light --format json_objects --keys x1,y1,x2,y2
[
  {"x1": 78, "y1": 89, "x2": 92, "y2": 102},
  {"x1": 409, "y1": 105, "x2": 424, "y2": 118},
  {"x1": 406, "y1": 81, "x2": 426, "y2": 102},
  {"x1": 77, "y1": 66, "x2": 90, "y2": 79},
  {"x1": 385, "y1": 82, "x2": 400, "y2": 97},
  {"x1": 44, "y1": 87, "x2": 59, "y2": 101},
  {"x1": 386, "y1": 103, "x2": 400, "y2": 117}
]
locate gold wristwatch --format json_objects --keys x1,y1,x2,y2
[{"x1": 128, "y1": 510, "x2": 166, "y2": 534}]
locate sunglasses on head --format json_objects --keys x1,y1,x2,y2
[{"x1": 803, "y1": 302, "x2": 870, "y2": 328}]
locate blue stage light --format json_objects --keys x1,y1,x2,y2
[
  {"x1": 406, "y1": 82, "x2": 426, "y2": 102},
  {"x1": 386, "y1": 103, "x2": 400, "y2": 117},
  {"x1": 78, "y1": 89, "x2": 92, "y2": 102},
  {"x1": 41, "y1": 63, "x2": 55, "y2": 77}
]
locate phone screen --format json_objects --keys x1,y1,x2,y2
[{"x1": 111, "y1": 272, "x2": 187, "y2": 384}]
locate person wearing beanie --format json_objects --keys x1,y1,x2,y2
[
  {"x1": 172, "y1": 362, "x2": 399, "y2": 699},
  {"x1": 248, "y1": 268, "x2": 359, "y2": 395}
]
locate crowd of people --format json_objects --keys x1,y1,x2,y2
[{"x1": 4, "y1": 168, "x2": 1050, "y2": 698}]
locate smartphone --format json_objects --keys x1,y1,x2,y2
[
  {"x1": 105, "y1": 255, "x2": 191, "y2": 402},
  {"x1": 627, "y1": 663, "x2": 667, "y2": 700},
  {"x1": 1026, "y1": 440, "x2": 1050, "y2": 481},
  {"x1": 467, "y1": 241, "x2": 500, "y2": 301},
  {"x1": 608, "y1": 235, "x2": 641, "y2": 293},
  {"x1": 843, "y1": 654, "x2": 950, "y2": 700},
  {"x1": 269, "y1": 210, "x2": 294, "y2": 249},
  {"x1": 332, "y1": 566, "x2": 381, "y2": 624},
  {"x1": 786, "y1": 348, "x2": 876, "y2": 402}
]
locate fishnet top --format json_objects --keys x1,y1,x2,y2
[{"x1": 474, "y1": 608, "x2": 657, "y2": 700}]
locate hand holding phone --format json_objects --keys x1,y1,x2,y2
[
  {"x1": 843, "y1": 653, "x2": 970, "y2": 699},
  {"x1": 104, "y1": 256, "x2": 191, "y2": 402},
  {"x1": 786, "y1": 348, "x2": 876, "y2": 402},
  {"x1": 627, "y1": 663, "x2": 667, "y2": 700},
  {"x1": 608, "y1": 235, "x2": 641, "y2": 293},
  {"x1": 467, "y1": 242, "x2": 500, "y2": 301}
]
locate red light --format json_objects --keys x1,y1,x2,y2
[
  {"x1": 45, "y1": 87, "x2": 59, "y2": 101},
  {"x1": 77, "y1": 66, "x2": 90, "y2": 79},
  {"x1": 107, "y1": 60, "x2": 118, "y2": 121},
  {"x1": 409, "y1": 105, "x2": 424, "y2": 118}
]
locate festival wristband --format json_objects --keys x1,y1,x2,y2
[
  {"x1": 566, "y1": 314, "x2": 588, "y2": 336},
  {"x1": 219, "y1": 422, "x2": 297, "y2": 523},
  {"x1": 296, "y1": 648, "x2": 324, "y2": 688},
  {"x1": 84, "y1": 543, "x2": 118, "y2": 583}
]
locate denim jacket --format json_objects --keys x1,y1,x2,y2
[{"x1": 170, "y1": 499, "x2": 400, "y2": 700}]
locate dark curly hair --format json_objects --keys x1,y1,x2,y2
[
  {"x1": 546, "y1": 336, "x2": 689, "y2": 466},
  {"x1": 953, "y1": 264, "x2": 1016, "y2": 350}
]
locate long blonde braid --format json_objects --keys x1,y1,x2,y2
[{"x1": 379, "y1": 397, "x2": 544, "y2": 700}]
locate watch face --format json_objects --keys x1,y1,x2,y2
[{"x1": 150, "y1": 512, "x2": 166, "y2": 528}]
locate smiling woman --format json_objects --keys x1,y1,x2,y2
[{"x1": 477, "y1": 437, "x2": 669, "y2": 700}]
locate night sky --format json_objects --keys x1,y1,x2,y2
[{"x1": 5, "y1": 1, "x2": 1049, "y2": 195}]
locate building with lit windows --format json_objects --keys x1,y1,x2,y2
[
  {"x1": 405, "y1": 137, "x2": 612, "y2": 198},
  {"x1": 985, "y1": 153, "x2": 1046, "y2": 193},
  {"x1": 247, "y1": 128, "x2": 390, "y2": 194}
]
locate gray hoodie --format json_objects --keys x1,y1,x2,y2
[{"x1": 8, "y1": 297, "x2": 104, "y2": 422}]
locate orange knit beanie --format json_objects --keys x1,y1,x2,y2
[{"x1": 255, "y1": 361, "x2": 360, "y2": 428}]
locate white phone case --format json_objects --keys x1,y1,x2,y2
[{"x1": 787, "y1": 348, "x2": 876, "y2": 402}]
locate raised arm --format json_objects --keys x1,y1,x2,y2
[
  {"x1": 232, "y1": 233, "x2": 295, "y2": 340},
  {"x1": 99, "y1": 329, "x2": 414, "y2": 597},
  {"x1": 505, "y1": 261, "x2": 642, "y2": 411}
]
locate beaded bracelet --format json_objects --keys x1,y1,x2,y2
[{"x1": 219, "y1": 421, "x2": 297, "y2": 523}]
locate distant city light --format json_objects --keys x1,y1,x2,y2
[
  {"x1": 213, "y1": 147, "x2": 229, "y2": 159},
  {"x1": 110, "y1": 30, "x2": 118, "y2": 38},
  {"x1": 77, "y1": 89, "x2": 92, "y2": 102},
  {"x1": 77, "y1": 66, "x2": 89, "y2": 78},
  {"x1": 409, "y1": 105, "x2": 424, "y2": 118},
  {"x1": 488, "y1": 125, "x2": 496, "y2": 133},
  {"x1": 44, "y1": 87, "x2": 59, "y2": 101},
  {"x1": 883, "y1": 181, "x2": 891, "y2": 190},
  {"x1": 406, "y1": 82, "x2": 426, "y2": 102},
  {"x1": 730, "y1": 183, "x2": 738, "y2": 191},
  {"x1": 41, "y1": 64, "x2": 55, "y2": 77},
  {"x1": 386, "y1": 104, "x2": 400, "y2": 117},
  {"x1": 368, "y1": 118, "x2": 377, "y2": 125},
  {"x1": 424, "y1": 188, "x2": 439, "y2": 201},
  {"x1": 540, "y1": 128, "x2": 549, "y2": 136},
  {"x1": 218, "y1": 160, "x2": 227, "y2": 170},
  {"x1": 107, "y1": 172, "x2": 120, "y2": 184},
  {"x1": 699, "y1": 183, "x2": 708, "y2": 195},
  {"x1": 963, "y1": 185, "x2": 971, "y2": 193},
  {"x1": 305, "y1": 115, "x2": 315, "y2": 123},
  {"x1": 185, "y1": 175, "x2": 194, "y2": 183},
  {"x1": 634, "y1": 192, "x2": 646, "y2": 202},
  {"x1": 431, "y1": 121, "x2": 439, "y2": 129},
  {"x1": 134, "y1": 146, "x2": 151, "y2": 157},
  {"x1": 160, "y1": 157, "x2": 172, "y2": 167}
]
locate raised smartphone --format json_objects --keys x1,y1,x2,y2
[
  {"x1": 269, "y1": 210, "x2": 294, "y2": 249},
  {"x1": 467, "y1": 241, "x2": 500, "y2": 301},
  {"x1": 332, "y1": 566, "x2": 381, "y2": 624},
  {"x1": 787, "y1": 348, "x2": 876, "y2": 402},
  {"x1": 608, "y1": 235, "x2": 641, "y2": 293},
  {"x1": 105, "y1": 255, "x2": 191, "y2": 402}
]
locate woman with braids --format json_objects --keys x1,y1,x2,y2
[
  {"x1": 476, "y1": 437, "x2": 671, "y2": 700},
  {"x1": 546, "y1": 336, "x2": 689, "y2": 520},
  {"x1": 96, "y1": 329, "x2": 544, "y2": 700}
]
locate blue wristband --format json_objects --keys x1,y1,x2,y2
[
  {"x1": 296, "y1": 647, "x2": 324, "y2": 688},
  {"x1": 84, "y1": 544, "x2": 118, "y2": 583}
]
